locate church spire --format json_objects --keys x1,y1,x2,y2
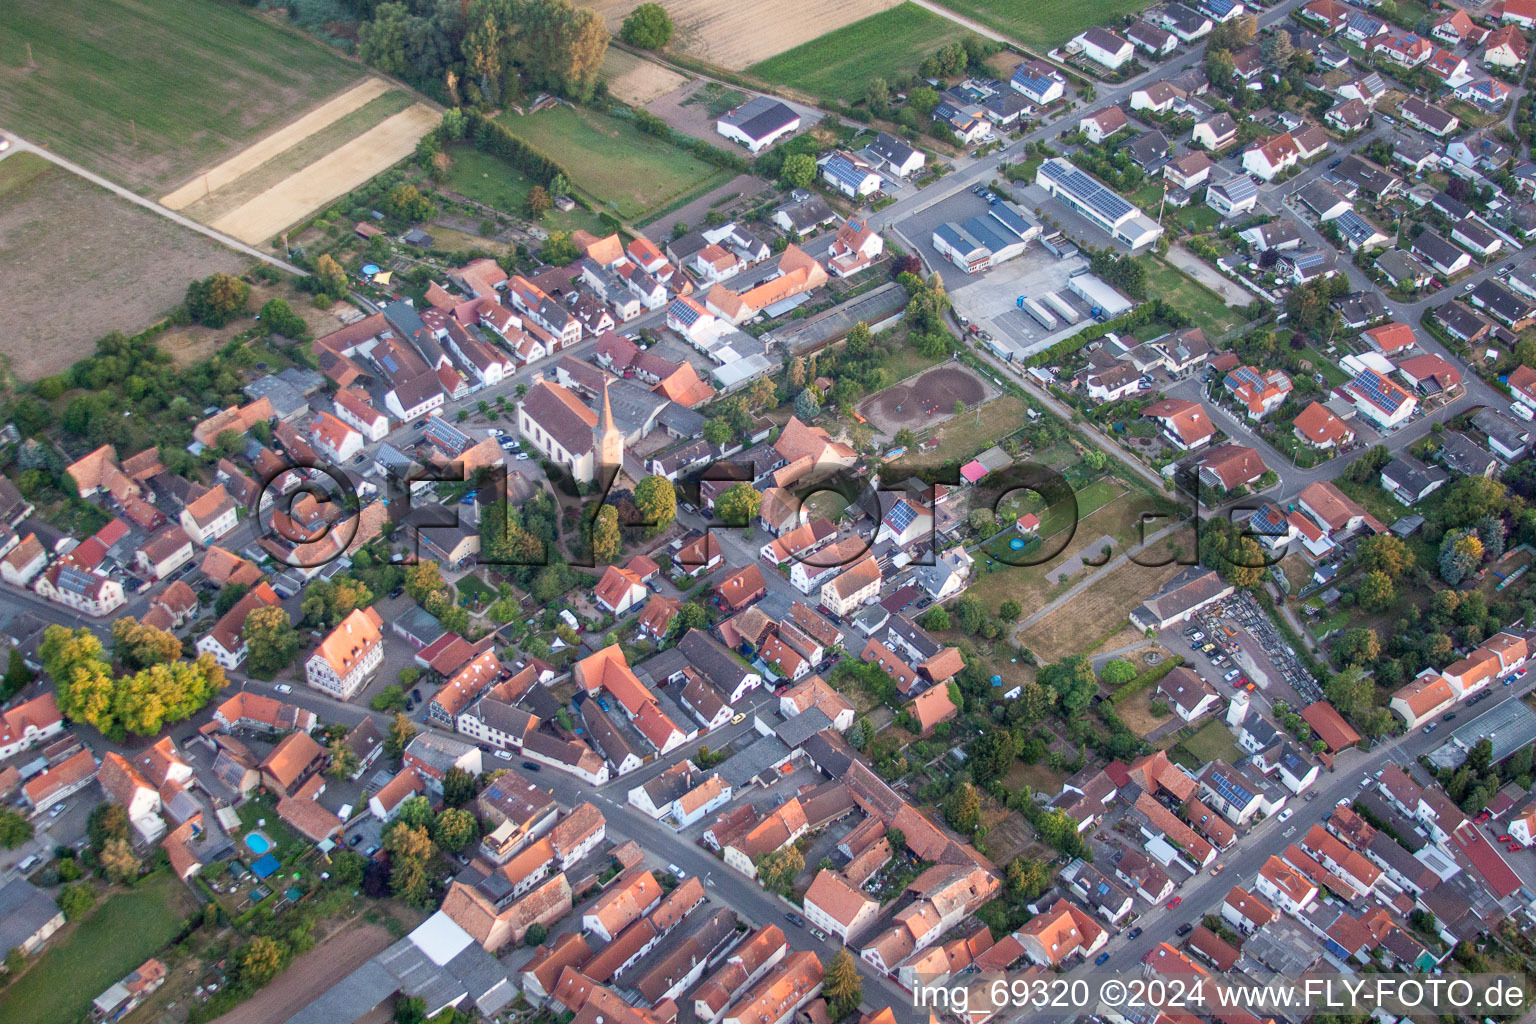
[{"x1": 595, "y1": 378, "x2": 624, "y2": 470}]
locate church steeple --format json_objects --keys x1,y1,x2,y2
[{"x1": 595, "y1": 378, "x2": 624, "y2": 470}]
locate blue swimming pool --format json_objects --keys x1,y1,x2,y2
[{"x1": 244, "y1": 832, "x2": 272, "y2": 855}]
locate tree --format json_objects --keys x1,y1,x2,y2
[
  {"x1": 998, "y1": 599, "x2": 1022, "y2": 621},
  {"x1": 1438, "y1": 476, "x2": 1509, "y2": 530},
  {"x1": 1355, "y1": 570, "x2": 1396, "y2": 612},
  {"x1": 781, "y1": 153, "x2": 817, "y2": 190},
  {"x1": 1101, "y1": 659, "x2": 1137, "y2": 686},
  {"x1": 1324, "y1": 666, "x2": 1373, "y2": 721},
  {"x1": 920, "y1": 606, "x2": 951, "y2": 631},
  {"x1": 1356, "y1": 533, "x2": 1414, "y2": 581},
  {"x1": 1333, "y1": 627, "x2": 1381, "y2": 668},
  {"x1": 89, "y1": 803, "x2": 130, "y2": 851},
  {"x1": 313, "y1": 254, "x2": 348, "y2": 300},
  {"x1": 541, "y1": 231, "x2": 581, "y2": 265},
  {"x1": 386, "y1": 712, "x2": 418, "y2": 759},
  {"x1": 386, "y1": 183, "x2": 433, "y2": 221},
  {"x1": 969, "y1": 729, "x2": 1015, "y2": 787},
  {"x1": 715, "y1": 483, "x2": 762, "y2": 526},
  {"x1": 1040, "y1": 655, "x2": 1097, "y2": 715},
  {"x1": 243, "y1": 605, "x2": 299, "y2": 677},
  {"x1": 526, "y1": 185, "x2": 553, "y2": 218},
  {"x1": 111, "y1": 616, "x2": 182, "y2": 672},
  {"x1": 0, "y1": 809, "x2": 32, "y2": 849},
  {"x1": 1478, "y1": 514, "x2": 1505, "y2": 563},
  {"x1": 590, "y1": 504, "x2": 622, "y2": 564},
  {"x1": 258, "y1": 297, "x2": 310, "y2": 341},
  {"x1": 968, "y1": 508, "x2": 996, "y2": 534},
  {"x1": 633, "y1": 475, "x2": 677, "y2": 534},
  {"x1": 955, "y1": 596, "x2": 986, "y2": 634},
  {"x1": 824, "y1": 948, "x2": 864, "y2": 1018},
  {"x1": 1007, "y1": 857, "x2": 1050, "y2": 900},
  {"x1": 1, "y1": 647, "x2": 34, "y2": 700},
  {"x1": 100, "y1": 837, "x2": 141, "y2": 883},
  {"x1": 944, "y1": 781, "x2": 981, "y2": 834},
  {"x1": 793, "y1": 387, "x2": 821, "y2": 421},
  {"x1": 620, "y1": 2, "x2": 673, "y2": 48},
  {"x1": 434, "y1": 807, "x2": 478, "y2": 852},
  {"x1": 405, "y1": 561, "x2": 446, "y2": 603},
  {"x1": 57, "y1": 882, "x2": 96, "y2": 921},
  {"x1": 1262, "y1": 29, "x2": 1294, "y2": 70},
  {"x1": 703, "y1": 418, "x2": 732, "y2": 446},
  {"x1": 327, "y1": 735, "x2": 361, "y2": 779},
  {"x1": 5, "y1": 947, "x2": 26, "y2": 975},
  {"x1": 239, "y1": 936, "x2": 286, "y2": 987},
  {"x1": 442, "y1": 767, "x2": 478, "y2": 807},
  {"x1": 755, "y1": 846, "x2": 804, "y2": 895},
  {"x1": 1084, "y1": 449, "x2": 1108, "y2": 471},
  {"x1": 185, "y1": 272, "x2": 251, "y2": 328},
  {"x1": 1439, "y1": 528, "x2": 1484, "y2": 585},
  {"x1": 1222, "y1": 536, "x2": 1266, "y2": 589},
  {"x1": 371, "y1": 685, "x2": 408, "y2": 712}
]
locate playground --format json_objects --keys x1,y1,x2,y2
[{"x1": 858, "y1": 364, "x2": 991, "y2": 435}]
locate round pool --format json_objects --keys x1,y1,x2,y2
[{"x1": 244, "y1": 832, "x2": 272, "y2": 855}]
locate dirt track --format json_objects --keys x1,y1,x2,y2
[
  {"x1": 210, "y1": 922, "x2": 394, "y2": 1024},
  {"x1": 160, "y1": 78, "x2": 385, "y2": 209},
  {"x1": 211, "y1": 103, "x2": 439, "y2": 244},
  {"x1": 859, "y1": 365, "x2": 987, "y2": 432}
]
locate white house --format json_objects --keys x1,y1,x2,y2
[
  {"x1": 308, "y1": 411, "x2": 364, "y2": 464},
  {"x1": 304, "y1": 608, "x2": 385, "y2": 701},
  {"x1": 1074, "y1": 26, "x2": 1135, "y2": 69},
  {"x1": 179, "y1": 486, "x2": 238, "y2": 546}
]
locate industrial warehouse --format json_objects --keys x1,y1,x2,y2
[
  {"x1": 931, "y1": 201, "x2": 1043, "y2": 274},
  {"x1": 1035, "y1": 157, "x2": 1165, "y2": 251}
]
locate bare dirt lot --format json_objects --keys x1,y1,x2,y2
[
  {"x1": 600, "y1": 49, "x2": 688, "y2": 105},
  {"x1": 211, "y1": 103, "x2": 440, "y2": 244},
  {"x1": 210, "y1": 921, "x2": 394, "y2": 1024},
  {"x1": 161, "y1": 78, "x2": 393, "y2": 209},
  {"x1": 1019, "y1": 540, "x2": 1184, "y2": 662},
  {"x1": 0, "y1": 152, "x2": 245, "y2": 381},
  {"x1": 586, "y1": 0, "x2": 901, "y2": 68},
  {"x1": 859, "y1": 365, "x2": 989, "y2": 432}
]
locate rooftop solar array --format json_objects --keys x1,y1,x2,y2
[
  {"x1": 1206, "y1": 766, "x2": 1256, "y2": 808},
  {"x1": 667, "y1": 298, "x2": 703, "y2": 327},
  {"x1": 823, "y1": 156, "x2": 869, "y2": 191},
  {"x1": 1249, "y1": 503, "x2": 1288, "y2": 536},
  {"x1": 58, "y1": 565, "x2": 97, "y2": 595},
  {"x1": 885, "y1": 499, "x2": 919, "y2": 533},
  {"x1": 1226, "y1": 366, "x2": 1265, "y2": 390},
  {"x1": 1216, "y1": 175, "x2": 1259, "y2": 202},
  {"x1": 425, "y1": 416, "x2": 473, "y2": 454},
  {"x1": 1348, "y1": 369, "x2": 1407, "y2": 413},
  {"x1": 1041, "y1": 160, "x2": 1135, "y2": 223}
]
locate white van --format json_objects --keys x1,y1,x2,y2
[
  {"x1": 17, "y1": 854, "x2": 41, "y2": 873},
  {"x1": 1511, "y1": 402, "x2": 1534, "y2": 422}
]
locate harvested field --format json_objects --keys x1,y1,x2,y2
[
  {"x1": 0, "y1": 0, "x2": 362, "y2": 194},
  {"x1": 211, "y1": 103, "x2": 440, "y2": 244},
  {"x1": 600, "y1": 48, "x2": 687, "y2": 105},
  {"x1": 0, "y1": 152, "x2": 245, "y2": 381},
  {"x1": 177, "y1": 90, "x2": 415, "y2": 224},
  {"x1": 161, "y1": 78, "x2": 393, "y2": 208},
  {"x1": 859, "y1": 365, "x2": 990, "y2": 433},
  {"x1": 586, "y1": 0, "x2": 901, "y2": 69},
  {"x1": 210, "y1": 922, "x2": 394, "y2": 1024}
]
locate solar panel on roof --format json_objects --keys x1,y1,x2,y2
[
  {"x1": 58, "y1": 566, "x2": 95, "y2": 595},
  {"x1": 885, "y1": 500, "x2": 918, "y2": 533},
  {"x1": 1349, "y1": 369, "x2": 1405, "y2": 412},
  {"x1": 1056, "y1": 167, "x2": 1136, "y2": 222}
]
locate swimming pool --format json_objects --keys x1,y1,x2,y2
[{"x1": 244, "y1": 832, "x2": 272, "y2": 855}]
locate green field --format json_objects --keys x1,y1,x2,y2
[
  {"x1": 1145, "y1": 257, "x2": 1246, "y2": 337},
  {"x1": 0, "y1": 874, "x2": 191, "y2": 1024},
  {"x1": 0, "y1": 0, "x2": 363, "y2": 194},
  {"x1": 749, "y1": 3, "x2": 973, "y2": 104},
  {"x1": 441, "y1": 147, "x2": 611, "y2": 235},
  {"x1": 928, "y1": 0, "x2": 1154, "y2": 50},
  {"x1": 495, "y1": 104, "x2": 725, "y2": 221}
]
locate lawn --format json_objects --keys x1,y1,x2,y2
[
  {"x1": 440, "y1": 146, "x2": 611, "y2": 235},
  {"x1": 0, "y1": 0, "x2": 363, "y2": 194},
  {"x1": 1174, "y1": 718, "x2": 1244, "y2": 766},
  {"x1": 928, "y1": 0, "x2": 1157, "y2": 50},
  {"x1": 1145, "y1": 257, "x2": 1245, "y2": 337},
  {"x1": 748, "y1": 3, "x2": 973, "y2": 105},
  {"x1": 495, "y1": 104, "x2": 726, "y2": 221},
  {"x1": 0, "y1": 873, "x2": 193, "y2": 1024},
  {"x1": 1304, "y1": 347, "x2": 1349, "y2": 386}
]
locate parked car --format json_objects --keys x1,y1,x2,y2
[
  {"x1": 494, "y1": 749, "x2": 513, "y2": 761},
  {"x1": 1443, "y1": 712, "x2": 1457, "y2": 722},
  {"x1": 1209, "y1": 864, "x2": 1224, "y2": 876},
  {"x1": 1175, "y1": 923, "x2": 1194, "y2": 937},
  {"x1": 521, "y1": 761, "x2": 542, "y2": 772},
  {"x1": 274, "y1": 683, "x2": 293, "y2": 695},
  {"x1": 731, "y1": 713, "x2": 746, "y2": 725},
  {"x1": 785, "y1": 912, "x2": 805, "y2": 927},
  {"x1": 668, "y1": 863, "x2": 685, "y2": 878},
  {"x1": 1095, "y1": 952, "x2": 1111, "y2": 965},
  {"x1": 1224, "y1": 669, "x2": 1241, "y2": 682},
  {"x1": 1509, "y1": 842, "x2": 1525, "y2": 852},
  {"x1": 1498, "y1": 834, "x2": 1512, "y2": 843},
  {"x1": 1279, "y1": 808, "x2": 1293, "y2": 822},
  {"x1": 1423, "y1": 723, "x2": 1437, "y2": 734},
  {"x1": 1168, "y1": 896, "x2": 1183, "y2": 907},
  {"x1": 1127, "y1": 927, "x2": 1143, "y2": 939}
]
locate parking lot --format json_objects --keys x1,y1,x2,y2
[{"x1": 1166, "y1": 591, "x2": 1323, "y2": 710}]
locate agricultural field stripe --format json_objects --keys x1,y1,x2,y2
[
  {"x1": 160, "y1": 77, "x2": 385, "y2": 209},
  {"x1": 210, "y1": 103, "x2": 440, "y2": 244}
]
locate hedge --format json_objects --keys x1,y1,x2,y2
[
  {"x1": 1109, "y1": 653, "x2": 1186, "y2": 704},
  {"x1": 466, "y1": 111, "x2": 572, "y2": 187}
]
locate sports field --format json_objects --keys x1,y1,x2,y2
[
  {"x1": 749, "y1": 4, "x2": 975, "y2": 104},
  {"x1": 496, "y1": 104, "x2": 725, "y2": 221},
  {"x1": 0, "y1": 151, "x2": 245, "y2": 380},
  {"x1": 928, "y1": 0, "x2": 1155, "y2": 50},
  {"x1": 587, "y1": 0, "x2": 901, "y2": 69},
  {"x1": 0, "y1": 0, "x2": 363, "y2": 194},
  {"x1": 0, "y1": 873, "x2": 195, "y2": 1024}
]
